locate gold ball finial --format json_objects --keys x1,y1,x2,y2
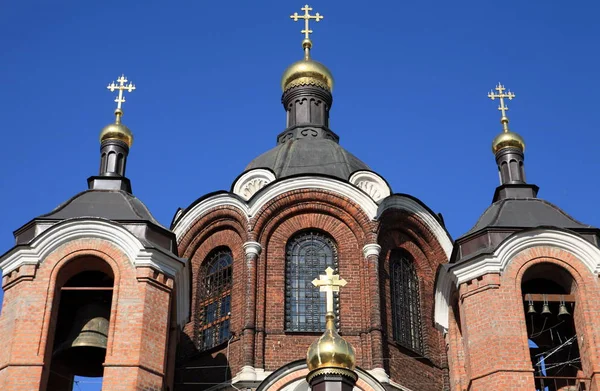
[{"x1": 306, "y1": 312, "x2": 356, "y2": 373}]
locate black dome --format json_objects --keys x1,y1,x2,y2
[{"x1": 245, "y1": 138, "x2": 369, "y2": 180}]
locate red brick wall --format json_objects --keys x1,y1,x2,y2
[
  {"x1": 175, "y1": 189, "x2": 453, "y2": 391},
  {"x1": 452, "y1": 246, "x2": 600, "y2": 391},
  {"x1": 0, "y1": 238, "x2": 175, "y2": 391},
  {"x1": 377, "y1": 210, "x2": 449, "y2": 391}
]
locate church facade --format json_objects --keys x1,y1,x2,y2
[{"x1": 1, "y1": 6, "x2": 599, "y2": 391}]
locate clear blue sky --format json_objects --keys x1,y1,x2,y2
[{"x1": 1, "y1": 1, "x2": 599, "y2": 390}]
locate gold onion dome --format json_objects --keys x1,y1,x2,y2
[
  {"x1": 306, "y1": 312, "x2": 356, "y2": 373},
  {"x1": 492, "y1": 130, "x2": 525, "y2": 154},
  {"x1": 99, "y1": 109, "x2": 134, "y2": 147},
  {"x1": 281, "y1": 51, "x2": 334, "y2": 92}
]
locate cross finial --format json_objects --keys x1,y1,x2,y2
[
  {"x1": 488, "y1": 82, "x2": 515, "y2": 133},
  {"x1": 290, "y1": 4, "x2": 324, "y2": 59},
  {"x1": 312, "y1": 267, "x2": 346, "y2": 313},
  {"x1": 107, "y1": 75, "x2": 136, "y2": 123}
]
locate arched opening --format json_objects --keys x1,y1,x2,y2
[
  {"x1": 521, "y1": 263, "x2": 586, "y2": 391},
  {"x1": 46, "y1": 260, "x2": 114, "y2": 391}
]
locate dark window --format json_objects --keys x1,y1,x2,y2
[
  {"x1": 391, "y1": 250, "x2": 423, "y2": 353},
  {"x1": 285, "y1": 231, "x2": 339, "y2": 332},
  {"x1": 196, "y1": 248, "x2": 233, "y2": 351}
]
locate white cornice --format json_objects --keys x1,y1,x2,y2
[
  {"x1": 0, "y1": 219, "x2": 190, "y2": 327},
  {"x1": 434, "y1": 229, "x2": 600, "y2": 331},
  {"x1": 174, "y1": 178, "x2": 452, "y2": 263}
]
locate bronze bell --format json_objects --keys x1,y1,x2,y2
[
  {"x1": 527, "y1": 303, "x2": 537, "y2": 315},
  {"x1": 53, "y1": 300, "x2": 110, "y2": 377},
  {"x1": 558, "y1": 302, "x2": 571, "y2": 318},
  {"x1": 541, "y1": 303, "x2": 552, "y2": 317}
]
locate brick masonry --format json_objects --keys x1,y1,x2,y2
[
  {"x1": 448, "y1": 246, "x2": 600, "y2": 391},
  {"x1": 176, "y1": 189, "x2": 451, "y2": 391},
  {"x1": 0, "y1": 238, "x2": 175, "y2": 391}
]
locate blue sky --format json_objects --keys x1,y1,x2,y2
[{"x1": 1, "y1": 1, "x2": 599, "y2": 389}]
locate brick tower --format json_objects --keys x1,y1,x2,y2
[
  {"x1": 435, "y1": 84, "x2": 600, "y2": 391},
  {"x1": 0, "y1": 76, "x2": 187, "y2": 390}
]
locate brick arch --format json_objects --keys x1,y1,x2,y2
[
  {"x1": 177, "y1": 206, "x2": 248, "y2": 257},
  {"x1": 36, "y1": 240, "x2": 138, "y2": 389},
  {"x1": 502, "y1": 248, "x2": 600, "y2": 382},
  {"x1": 250, "y1": 189, "x2": 376, "y2": 245},
  {"x1": 377, "y1": 209, "x2": 448, "y2": 272}
]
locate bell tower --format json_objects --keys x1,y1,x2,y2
[{"x1": 0, "y1": 76, "x2": 189, "y2": 391}]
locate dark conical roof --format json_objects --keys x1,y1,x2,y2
[
  {"x1": 245, "y1": 138, "x2": 369, "y2": 180},
  {"x1": 40, "y1": 189, "x2": 161, "y2": 225},
  {"x1": 465, "y1": 197, "x2": 591, "y2": 235}
]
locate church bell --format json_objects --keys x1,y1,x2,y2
[
  {"x1": 558, "y1": 296, "x2": 571, "y2": 318},
  {"x1": 527, "y1": 303, "x2": 537, "y2": 315},
  {"x1": 53, "y1": 299, "x2": 110, "y2": 377}
]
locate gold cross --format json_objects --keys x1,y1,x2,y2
[
  {"x1": 488, "y1": 82, "x2": 515, "y2": 132},
  {"x1": 312, "y1": 267, "x2": 346, "y2": 313},
  {"x1": 107, "y1": 75, "x2": 136, "y2": 111},
  {"x1": 290, "y1": 4, "x2": 324, "y2": 41}
]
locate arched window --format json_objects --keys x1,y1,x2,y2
[
  {"x1": 390, "y1": 250, "x2": 423, "y2": 353},
  {"x1": 196, "y1": 248, "x2": 233, "y2": 351},
  {"x1": 285, "y1": 231, "x2": 339, "y2": 332}
]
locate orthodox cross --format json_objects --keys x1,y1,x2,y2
[
  {"x1": 107, "y1": 75, "x2": 136, "y2": 111},
  {"x1": 488, "y1": 82, "x2": 515, "y2": 132},
  {"x1": 290, "y1": 4, "x2": 324, "y2": 41},
  {"x1": 312, "y1": 267, "x2": 346, "y2": 313}
]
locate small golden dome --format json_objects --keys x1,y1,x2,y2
[
  {"x1": 492, "y1": 130, "x2": 525, "y2": 154},
  {"x1": 281, "y1": 58, "x2": 334, "y2": 92},
  {"x1": 99, "y1": 122, "x2": 133, "y2": 147},
  {"x1": 306, "y1": 313, "x2": 356, "y2": 372}
]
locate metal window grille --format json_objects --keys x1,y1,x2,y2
[
  {"x1": 285, "y1": 231, "x2": 339, "y2": 332},
  {"x1": 195, "y1": 248, "x2": 233, "y2": 351},
  {"x1": 391, "y1": 251, "x2": 423, "y2": 353}
]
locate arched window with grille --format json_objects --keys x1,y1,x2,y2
[
  {"x1": 285, "y1": 231, "x2": 339, "y2": 332},
  {"x1": 390, "y1": 250, "x2": 423, "y2": 353},
  {"x1": 196, "y1": 248, "x2": 233, "y2": 351}
]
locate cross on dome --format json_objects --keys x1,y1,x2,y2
[
  {"x1": 488, "y1": 82, "x2": 515, "y2": 132},
  {"x1": 312, "y1": 267, "x2": 346, "y2": 313}
]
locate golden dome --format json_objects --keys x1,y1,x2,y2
[
  {"x1": 99, "y1": 122, "x2": 133, "y2": 147},
  {"x1": 281, "y1": 58, "x2": 334, "y2": 92},
  {"x1": 306, "y1": 313, "x2": 356, "y2": 373},
  {"x1": 99, "y1": 109, "x2": 133, "y2": 147},
  {"x1": 492, "y1": 130, "x2": 525, "y2": 154}
]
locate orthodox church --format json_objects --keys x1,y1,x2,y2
[{"x1": 1, "y1": 5, "x2": 599, "y2": 391}]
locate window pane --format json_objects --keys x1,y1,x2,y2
[
  {"x1": 196, "y1": 249, "x2": 233, "y2": 351},
  {"x1": 285, "y1": 232, "x2": 339, "y2": 332},
  {"x1": 391, "y1": 251, "x2": 423, "y2": 353}
]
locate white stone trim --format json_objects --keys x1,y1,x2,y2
[
  {"x1": 434, "y1": 228, "x2": 600, "y2": 331},
  {"x1": 233, "y1": 169, "x2": 277, "y2": 201},
  {"x1": 367, "y1": 368, "x2": 389, "y2": 383},
  {"x1": 243, "y1": 241, "x2": 262, "y2": 257},
  {"x1": 174, "y1": 177, "x2": 452, "y2": 263},
  {"x1": 377, "y1": 196, "x2": 453, "y2": 258},
  {"x1": 349, "y1": 171, "x2": 391, "y2": 203},
  {"x1": 363, "y1": 243, "x2": 382, "y2": 258},
  {"x1": 172, "y1": 193, "x2": 249, "y2": 241},
  {"x1": 0, "y1": 219, "x2": 190, "y2": 327}
]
